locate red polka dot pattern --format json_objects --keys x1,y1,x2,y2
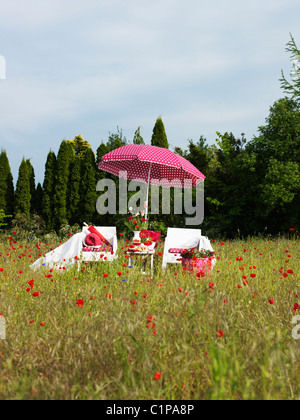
[{"x1": 98, "y1": 145, "x2": 205, "y2": 188}]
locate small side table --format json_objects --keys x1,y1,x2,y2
[{"x1": 126, "y1": 250, "x2": 155, "y2": 274}]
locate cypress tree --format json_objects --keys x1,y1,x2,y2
[
  {"x1": 67, "y1": 134, "x2": 91, "y2": 159},
  {"x1": 53, "y1": 141, "x2": 74, "y2": 228},
  {"x1": 96, "y1": 142, "x2": 109, "y2": 164},
  {"x1": 151, "y1": 117, "x2": 169, "y2": 149},
  {"x1": 35, "y1": 183, "x2": 43, "y2": 216},
  {"x1": 67, "y1": 156, "x2": 82, "y2": 225},
  {"x1": 96, "y1": 142, "x2": 109, "y2": 181},
  {"x1": 15, "y1": 158, "x2": 31, "y2": 216},
  {"x1": 0, "y1": 150, "x2": 14, "y2": 216},
  {"x1": 42, "y1": 151, "x2": 57, "y2": 230},
  {"x1": 80, "y1": 148, "x2": 97, "y2": 224},
  {"x1": 26, "y1": 159, "x2": 36, "y2": 214}
]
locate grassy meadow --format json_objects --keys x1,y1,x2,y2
[{"x1": 0, "y1": 230, "x2": 299, "y2": 400}]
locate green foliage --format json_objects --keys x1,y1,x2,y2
[
  {"x1": 259, "y1": 158, "x2": 300, "y2": 212},
  {"x1": 53, "y1": 141, "x2": 74, "y2": 228},
  {"x1": 249, "y1": 97, "x2": 300, "y2": 163},
  {"x1": 67, "y1": 156, "x2": 82, "y2": 225},
  {"x1": 151, "y1": 117, "x2": 169, "y2": 149},
  {"x1": 11, "y1": 213, "x2": 45, "y2": 236},
  {"x1": 14, "y1": 158, "x2": 31, "y2": 216},
  {"x1": 79, "y1": 148, "x2": 98, "y2": 224},
  {"x1": 42, "y1": 151, "x2": 57, "y2": 231},
  {"x1": 0, "y1": 150, "x2": 14, "y2": 216},
  {"x1": 67, "y1": 135, "x2": 91, "y2": 158},
  {"x1": 133, "y1": 126, "x2": 145, "y2": 145},
  {"x1": 186, "y1": 136, "x2": 210, "y2": 174},
  {"x1": 26, "y1": 159, "x2": 37, "y2": 214},
  {"x1": 96, "y1": 142, "x2": 109, "y2": 163},
  {"x1": 106, "y1": 127, "x2": 127, "y2": 151},
  {"x1": 280, "y1": 33, "x2": 300, "y2": 101},
  {"x1": 0, "y1": 208, "x2": 11, "y2": 227}
]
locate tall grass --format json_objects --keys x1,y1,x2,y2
[{"x1": 0, "y1": 232, "x2": 299, "y2": 400}]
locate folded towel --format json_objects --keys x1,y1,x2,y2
[
  {"x1": 87, "y1": 226, "x2": 111, "y2": 246},
  {"x1": 85, "y1": 233, "x2": 103, "y2": 247}
]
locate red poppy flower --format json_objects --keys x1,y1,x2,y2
[
  {"x1": 217, "y1": 330, "x2": 224, "y2": 338},
  {"x1": 76, "y1": 299, "x2": 84, "y2": 308},
  {"x1": 154, "y1": 372, "x2": 162, "y2": 380},
  {"x1": 32, "y1": 292, "x2": 39, "y2": 297}
]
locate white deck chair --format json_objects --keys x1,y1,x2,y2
[
  {"x1": 30, "y1": 226, "x2": 118, "y2": 271},
  {"x1": 80, "y1": 226, "x2": 118, "y2": 263},
  {"x1": 162, "y1": 228, "x2": 215, "y2": 269}
]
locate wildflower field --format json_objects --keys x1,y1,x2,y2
[{"x1": 0, "y1": 231, "x2": 299, "y2": 400}]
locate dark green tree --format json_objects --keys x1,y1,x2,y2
[
  {"x1": 151, "y1": 117, "x2": 169, "y2": 149},
  {"x1": 35, "y1": 183, "x2": 43, "y2": 216},
  {"x1": 67, "y1": 156, "x2": 82, "y2": 225},
  {"x1": 246, "y1": 97, "x2": 300, "y2": 232},
  {"x1": 106, "y1": 127, "x2": 127, "y2": 151},
  {"x1": 248, "y1": 97, "x2": 300, "y2": 164},
  {"x1": 186, "y1": 136, "x2": 210, "y2": 175},
  {"x1": 80, "y1": 148, "x2": 98, "y2": 224},
  {"x1": 42, "y1": 151, "x2": 57, "y2": 230},
  {"x1": 96, "y1": 142, "x2": 110, "y2": 181},
  {"x1": 15, "y1": 158, "x2": 31, "y2": 216},
  {"x1": 203, "y1": 132, "x2": 252, "y2": 237},
  {"x1": 53, "y1": 141, "x2": 74, "y2": 228},
  {"x1": 0, "y1": 150, "x2": 14, "y2": 216},
  {"x1": 67, "y1": 134, "x2": 91, "y2": 159},
  {"x1": 26, "y1": 159, "x2": 36, "y2": 214}
]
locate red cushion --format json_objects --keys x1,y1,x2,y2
[
  {"x1": 169, "y1": 248, "x2": 185, "y2": 253},
  {"x1": 82, "y1": 246, "x2": 112, "y2": 252},
  {"x1": 85, "y1": 233, "x2": 103, "y2": 247}
]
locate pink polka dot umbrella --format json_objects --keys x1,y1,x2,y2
[{"x1": 98, "y1": 144, "x2": 205, "y2": 218}]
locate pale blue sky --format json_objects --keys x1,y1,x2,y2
[{"x1": 0, "y1": 0, "x2": 300, "y2": 184}]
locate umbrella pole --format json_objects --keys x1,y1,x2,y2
[{"x1": 145, "y1": 163, "x2": 152, "y2": 220}]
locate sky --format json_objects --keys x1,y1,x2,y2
[{"x1": 0, "y1": 0, "x2": 300, "y2": 185}]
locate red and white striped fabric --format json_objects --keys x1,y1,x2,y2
[{"x1": 98, "y1": 144, "x2": 205, "y2": 188}]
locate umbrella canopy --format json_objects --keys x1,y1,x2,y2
[{"x1": 98, "y1": 144, "x2": 205, "y2": 188}]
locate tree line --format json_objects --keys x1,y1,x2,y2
[{"x1": 0, "y1": 35, "x2": 299, "y2": 238}]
